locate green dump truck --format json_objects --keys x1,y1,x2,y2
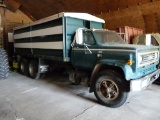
[{"x1": 13, "y1": 12, "x2": 160, "y2": 108}]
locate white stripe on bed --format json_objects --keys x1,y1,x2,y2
[
  {"x1": 14, "y1": 41, "x2": 63, "y2": 49},
  {"x1": 14, "y1": 25, "x2": 63, "y2": 39}
]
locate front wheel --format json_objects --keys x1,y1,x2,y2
[{"x1": 94, "y1": 70, "x2": 128, "y2": 108}]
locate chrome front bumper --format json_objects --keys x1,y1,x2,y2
[{"x1": 130, "y1": 69, "x2": 160, "y2": 91}]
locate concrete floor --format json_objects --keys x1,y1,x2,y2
[{"x1": 0, "y1": 71, "x2": 160, "y2": 120}]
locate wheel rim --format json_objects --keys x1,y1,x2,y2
[
  {"x1": 98, "y1": 79, "x2": 119, "y2": 101},
  {"x1": 20, "y1": 62, "x2": 25, "y2": 73},
  {"x1": 29, "y1": 63, "x2": 34, "y2": 77}
]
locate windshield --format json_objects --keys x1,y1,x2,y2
[{"x1": 93, "y1": 30, "x2": 126, "y2": 45}]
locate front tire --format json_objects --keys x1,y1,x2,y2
[
  {"x1": 29, "y1": 60, "x2": 40, "y2": 79},
  {"x1": 94, "y1": 70, "x2": 128, "y2": 108}
]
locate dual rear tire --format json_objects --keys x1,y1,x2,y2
[
  {"x1": 28, "y1": 60, "x2": 40, "y2": 79},
  {"x1": 19, "y1": 58, "x2": 40, "y2": 79},
  {"x1": 20, "y1": 59, "x2": 28, "y2": 76}
]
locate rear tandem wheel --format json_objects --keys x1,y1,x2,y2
[{"x1": 28, "y1": 60, "x2": 40, "y2": 79}]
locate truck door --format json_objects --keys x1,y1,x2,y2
[{"x1": 71, "y1": 30, "x2": 97, "y2": 71}]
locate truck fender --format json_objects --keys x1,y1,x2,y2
[{"x1": 89, "y1": 61, "x2": 131, "y2": 93}]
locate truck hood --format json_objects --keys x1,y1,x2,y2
[{"x1": 99, "y1": 44, "x2": 159, "y2": 51}]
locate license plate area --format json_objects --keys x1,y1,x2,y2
[{"x1": 150, "y1": 73, "x2": 159, "y2": 81}]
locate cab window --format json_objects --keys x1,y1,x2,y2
[
  {"x1": 83, "y1": 31, "x2": 96, "y2": 45},
  {"x1": 151, "y1": 36, "x2": 159, "y2": 46}
]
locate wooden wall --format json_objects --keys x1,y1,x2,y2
[
  {"x1": 0, "y1": 7, "x2": 32, "y2": 56},
  {"x1": 97, "y1": 1, "x2": 160, "y2": 33},
  {"x1": 4, "y1": 0, "x2": 160, "y2": 33}
]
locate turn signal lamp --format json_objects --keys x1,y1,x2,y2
[
  {"x1": 127, "y1": 60, "x2": 133, "y2": 66},
  {"x1": 64, "y1": 58, "x2": 67, "y2": 62}
]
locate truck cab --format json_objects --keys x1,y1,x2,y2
[
  {"x1": 71, "y1": 29, "x2": 126, "y2": 70},
  {"x1": 70, "y1": 28, "x2": 160, "y2": 107}
]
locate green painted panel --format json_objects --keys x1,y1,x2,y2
[
  {"x1": 63, "y1": 17, "x2": 104, "y2": 62},
  {"x1": 90, "y1": 21, "x2": 104, "y2": 29},
  {"x1": 63, "y1": 17, "x2": 85, "y2": 62}
]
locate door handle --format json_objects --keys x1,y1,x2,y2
[{"x1": 97, "y1": 54, "x2": 102, "y2": 57}]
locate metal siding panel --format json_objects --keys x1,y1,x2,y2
[
  {"x1": 14, "y1": 26, "x2": 63, "y2": 39},
  {"x1": 14, "y1": 27, "x2": 30, "y2": 34},
  {"x1": 14, "y1": 41, "x2": 63, "y2": 49},
  {"x1": 90, "y1": 21, "x2": 104, "y2": 29},
  {"x1": 63, "y1": 17, "x2": 66, "y2": 61},
  {"x1": 14, "y1": 34, "x2": 63, "y2": 43},
  {"x1": 66, "y1": 17, "x2": 84, "y2": 34},
  {"x1": 31, "y1": 18, "x2": 62, "y2": 31},
  {"x1": 14, "y1": 17, "x2": 64, "y2": 61},
  {"x1": 15, "y1": 48, "x2": 63, "y2": 60},
  {"x1": 65, "y1": 17, "x2": 85, "y2": 62}
]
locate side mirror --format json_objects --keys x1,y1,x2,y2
[
  {"x1": 145, "y1": 34, "x2": 151, "y2": 45},
  {"x1": 75, "y1": 28, "x2": 83, "y2": 44}
]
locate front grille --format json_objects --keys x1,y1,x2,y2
[
  {"x1": 138, "y1": 51, "x2": 159, "y2": 67},
  {"x1": 141, "y1": 53, "x2": 156, "y2": 64}
]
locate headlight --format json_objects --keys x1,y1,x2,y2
[
  {"x1": 138, "y1": 50, "x2": 159, "y2": 68},
  {"x1": 138, "y1": 54, "x2": 142, "y2": 65},
  {"x1": 154, "y1": 52, "x2": 159, "y2": 60}
]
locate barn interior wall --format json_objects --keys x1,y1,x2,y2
[
  {"x1": 0, "y1": 7, "x2": 32, "y2": 56},
  {"x1": 97, "y1": 1, "x2": 160, "y2": 33}
]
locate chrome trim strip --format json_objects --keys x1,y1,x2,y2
[{"x1": 72, "y1": 48, "x2": 135, "y2": 52}]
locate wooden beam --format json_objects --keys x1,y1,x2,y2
[{"x1": 4, "y1": 0, "x2": 20, "y2": 12}]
